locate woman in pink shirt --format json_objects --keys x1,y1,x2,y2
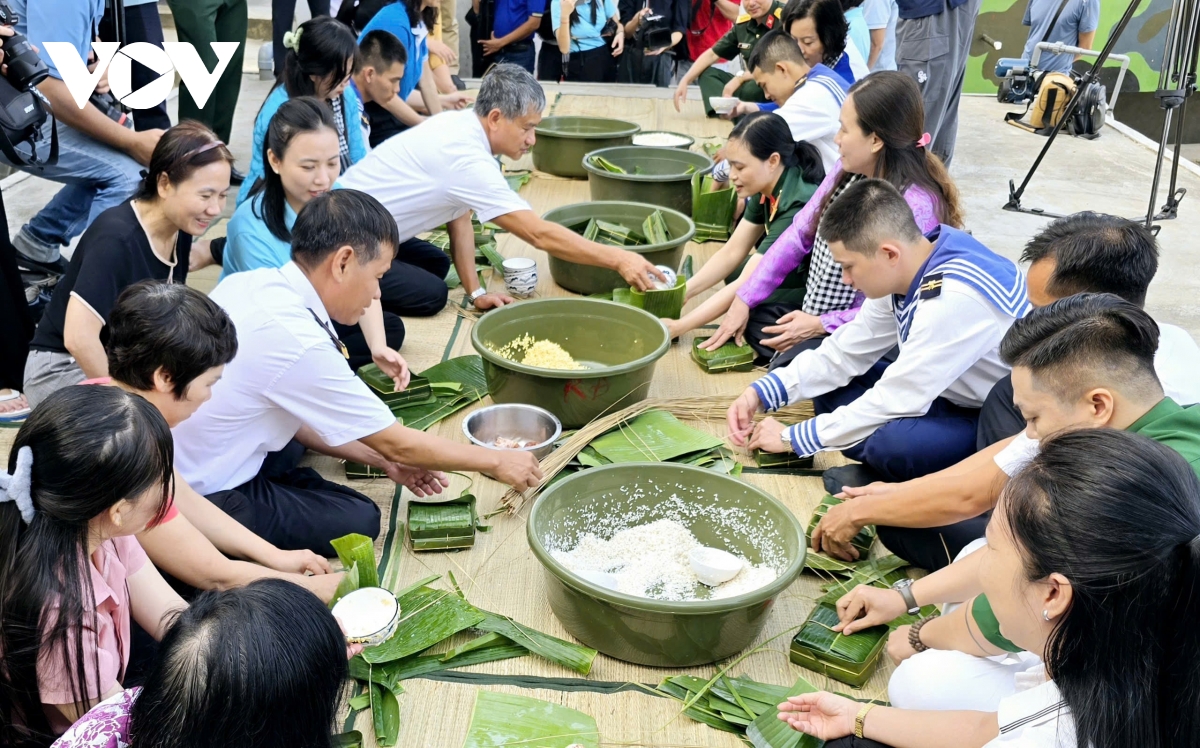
[
  {"x1": 0, "y1": 386, "x2": 186, "y2": 742},
  {"x1": 702, "y1": 71, "x2": 964, "y2": 367}
]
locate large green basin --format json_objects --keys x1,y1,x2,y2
[
  {"x1": 533, "y1": 116, "x2": 641, "y2": 178},
  {"x1": 470, "y1": 298, "x2": 669, "y2": 428},
  {"x1": 528, "y1": 463, "x2": 806, "y2": 667},
  {"x1": 584, "y1": 146, "x2": 715, "y2": 215},
  {"x1": 543, "y1": 201, "x2": 696, "y2": 295}
]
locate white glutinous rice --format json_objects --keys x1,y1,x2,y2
[
  {"x1": 633, "y1": 132, "x2": 691, "y2": 147},
  {"x1": 549, "y1": 519, "x2": 777, "y2": 601}
]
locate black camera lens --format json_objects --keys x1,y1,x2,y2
[{"x1": 4, "y1": 34, "x2": 49, "y2": 90}]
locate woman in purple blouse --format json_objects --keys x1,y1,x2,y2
[{"x1": 700, "y1": 71, "x2": 964, "y2": 366}]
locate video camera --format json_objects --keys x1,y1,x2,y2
[
  {"x1": 995, "y1": 57, "x2": 1038, "y2": 104},
  {"x1": 0, "y1": 2, "x2": 50, "y2": 91}
]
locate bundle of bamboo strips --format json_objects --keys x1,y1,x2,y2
[{"x1": 501, "y1": 395, "x2": 815, "y2": 513}]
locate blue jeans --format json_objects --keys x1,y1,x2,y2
[
  {"x1": 0, "y1": 117, "x2": 144, "y2": 259},
  {"x1": 492, "y1": 43, "x2": 536, "y2": 74}
]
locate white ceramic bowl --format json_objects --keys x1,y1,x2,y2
[
  {"x1": 332, "y1": 587, "x2": 400, "y2": 646},
  {"x1": 502, "y1": 257, "x2": 538, "y2": 297},
  {"x1": 709, "y1": 97, "x2": 739, "y2": 115}
]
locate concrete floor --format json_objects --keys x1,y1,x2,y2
[{"x1": 8, "y1": 81, "x2": 1200, "y2": 336}]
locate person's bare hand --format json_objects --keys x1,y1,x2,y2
[
  {"x1": 334, "y1": 617, "x2": 366, "y2": 659},
  {"x1": 699, "y1": 297, "x2": 750, "y2": 349},
  {"x1": 748, "y1": 416, "x2": 789, "y2": 453},
  {"x1": 776, "y1": 692, "x2": 859, "y2": 740},
  {"x1": 371, "y1": 348, "x2": 411, "y2": 392},
  {"x1": 486, "y1": 450, "x2": 544, "y2": 491},
  {"x1": 189, "y1": 240, "x2": 215, "y2": 271},
  {"x1": 726, "y1": 387, "x2": 761, "y2": 447},
  {"x1": 812, "y1": 500, "x2": 865, "y2": 561},
  {"x1": 616, "y1": 251, "x2": 666, "y2": 291},
  {"x1": 428, "y1": 38, "x2": 458, "y2": 64},
  {"x1": 662, "y1": 318, "x2": 684, "y2": 340},
  {"x1": 268, "y1": 548, "x2": 333, "y2": 576},
  {"x1": 673, "y1": 80, "x2": 689, "y2": 112},
  {"x1": 384, "y1": 464, "x2": 450, "y2": 497},
  {"x1": 723, "y1": 100, "x2": 760, "y2": 120},
  {"x1": 440, "y1": 91, "x2": 473, "y2": 110},
  {"x1": 473, "y1": 292, "x2": 514, "y2": 310},
  {"x1": 887, "y1": 625, "x2": 919, "y2": 664},
  {"x1": 303, "y1": 571, "x2": 345, "y2": 604},
  {"x1": 836, "y1": 481, "x2": 896, "y2": 500},
  {"x1": 88, "y1": 50, "x2": 111, "y2": 95},
  {"x1": 835, "y1": 584, "x2": 907, "y2": 634},
  {"x1": 721, "y1": 75, "x2": 743, "y2": 98},
  {"x1": 480, "y1": 34, "x2": 506, "y2": 55},
  {"x1": 129, "y1": 129, "x2": 165, "y2": 167},
  {"x1": 611, "y1": 30, "x2": 625, "y2": 56},
  {"x1": 760, "y1": 310, "x2": 825, "y2": 352}
]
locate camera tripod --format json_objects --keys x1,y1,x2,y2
[{"x1": 1002, "y1": 0, "x2": 1200, "y2": 229}]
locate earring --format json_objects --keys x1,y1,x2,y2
[{"x1": 1042, "y1": 610, "x2": 1051, "y2": 622}]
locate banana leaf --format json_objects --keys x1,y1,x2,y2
[
  {"x1": 628, "y1": 274, "x2": 687, "y2": 319},
  {"x1": 576, "y1": 446, "x2": 611, "y2": 468},
  {"x1": 330, "y1": 533, "x2": 379, "y2": 590},
  {"x1": 370, "y1": 683, "x2": 401, "y2": 747},
  {"x1": 691, "y1": 172, "x2": 737, "y2": 242},
  {"x1": 504, "y1": 170, "x2": 532, "y2": 191},
  {"x1": 816, "y1": 555, "x2": 910, "y2": 605},
  {"x1": 753, "y1": 451, "x2": 817, "y2": 470},
  {"x1": 445, "y1": 266, "x2": 488, "y2": 290},
  {"x1": 692, "y1": 337, "x2": 756, "y2": 373},
  {"x1": 589, "y1": 410, "x2": 725, "y2": 464},
  {"x1": 807, "y1": 495, "x2": 877, "y2": 560},
  {"x1": 679, "y1": 254, "x2": 694, "y2": 279},
  {"x1": 392, "y1": 356, "x2": 487, "y2": 431},
  {"x1": 462, "y1": 691, "x2": 600, "y2": 748},
  {"x1": 744, "y1": 676, "x2": 822, "y2": 748},
  {"x1": 348, "y1": 693, "x2": 372, "y2": 711},
  {"x1": 362, "y1": 585, "x2": 486, "y2": 664},
  {"x1": 790, "y1": 603, "x2": 888, "y2": 687},
  {"x1": 350, "y1": 641, "x2": 527, "y2": 689},
  {"x1": 701, "y1": 141, "x2": 721, "y2": 158},
  {"x1": 358, "y1": 366, "x2": 433, "y2": 403},
  {"x1": 330, "y1": 561, "x2": 361, "y2": 608},
  {"x1": 588, "y1": 154, "x2": 627, "y2": 173},
  {"x1": 439, "y1": 632, "x2": 510, "y2": 660},
  {"x1": 475, "y1": 611, "x2": 597, "y2": 675},
  {"x1": 642, "y1": 209, "x2": 672, "y2": 244},
  {"x1": 409, "y1": 494, "x2": 479, "y2": 551},
  {"x1": 334, "y1": 731, "x2": 364, "y2": 748},
  {"x1": 656, "y1": 678, "x2": 742, "y2": 734}
]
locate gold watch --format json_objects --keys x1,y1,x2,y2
[{"x1": 855, "y1": 703, "x2": 875, "y2": 739}]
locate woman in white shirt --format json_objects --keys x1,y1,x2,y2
[{"x1": 776, "y1": 427, "x2": 1200, "y2": 748}]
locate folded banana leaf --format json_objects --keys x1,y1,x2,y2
[
  {"x1": 582, "y1": 218, "x2": 638, "y2": 247},
  {"x1": 753, "y1": 451, "x2": 816, "y2": 470},
  {"x1": 657, "y1": 674, "x2": 821, "y2": 744},
  {"x1": 330, "y1": 561, "x2": 360, "y2": 607},
  {"x1": 692, "y1": 337, "x2": 755, "y2": 373},
  {"x1": 370, "y1": 683, "x2": 401, "y2": 747},
  {"x1": 408, "y1": 494, "x2": 480, "y2": 551},
  {"x1": 790, "y1": 603, "x2": 888, "y2": 687},
  {"x1": 475, "y1": 611, "x2": 597, "y2": 675},
  {"x1": 701, "y1": 141, "x2": 721, "y2": 159},
  {"x1": 692, "y1": 172, "x2": 737, "y2": 243},
  {"x1": 345, "y1": 461, "x2": 389, "y2": 480},
  {"x1": 642, "y1": 209, "x2": 672, "y2": 244},
  {"x1": 816, "y1": 554, "x2": 909, "y2": 605},
  {"x1": 806, "y1": 494, "x2": 877, "y2": 564},
  {"x1": 330, "y1": 533, "x2": 380, "y2": 589},
  {"x1": 391, "y1": 356, "x2": 488, "y2": 431},
  {"x1": 462, "y1": 691, "x2": 600, "y2": 748},
  {"x1": 588, "y1": 410, "x2": 725, "y2": 463},
  {"x1": 358, "y1": 366, "x2": 434, "y2": 403},
  {"x1": 629, "y1": 274, "x2": 687, "y2": 319},
  {"x1": 333, "y1": 730, "x2": 364, "y2": 748},
  {"x1": 588, "y1": 154, "x2": 627, "y2": 173},
  {"x1": 362, "y1": 583, "x2": 486, "y2": 664}
]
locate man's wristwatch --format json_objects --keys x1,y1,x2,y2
[
  {"x1": 892, "y1": 578, "x2": 920, "y2": 615},
  {"x1": 780, "y1": 427, "x2": 792, "y2": 450},
  {"x1": 467, "y1": 288, "x2": 486, "y2": 304}
]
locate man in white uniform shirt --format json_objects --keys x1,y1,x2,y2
[
  {"x1": 337, "y1": 63, "x2": 667, "y2": 309},
  {"x1": 173, "y1": 190, "x2": 541, "y2": 556}
]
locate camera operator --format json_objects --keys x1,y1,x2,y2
[
  {"x1": 3, "y1": 0, "x2": 159, "y2": 276},
  {"x1": 1021, "y1": 0, "x2": 1097, "y2": 75},
  {"x1": 618, "y1": 0, "x2": 688, "y2": 87}
]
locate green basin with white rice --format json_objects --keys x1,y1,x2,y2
[
  {"x1": 470, "y1": 298, "x2": 670, "y2": 428},
  {"x1": 527, "y1": 462, "x2": 806, "y2": 667}
]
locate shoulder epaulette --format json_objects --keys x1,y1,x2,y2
[
  {"x1": 918, "y1": 272, "x2": 944, "y2": 300},
  {"x1": 736, "y1": 12, "x2": 751, "y2": 22},
  {"x1": 772, "y1": 6, "x2": 782, "y2": 16}
]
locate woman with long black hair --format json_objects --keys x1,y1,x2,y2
[
  {"x1": 779, "y1": 428, "x2": 1200, "y2": 748},
  {"x1": 543, "y1": 0, "x2": 626, "y2": 82}
]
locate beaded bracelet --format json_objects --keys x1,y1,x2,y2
[{"x1": 909, "y1": 613, "x2": 938, "y2": 653}]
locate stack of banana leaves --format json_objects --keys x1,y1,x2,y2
[
  {"x1": 692, "y1": 172, "x2": 738, "y2": 242},
  {"x1": 804, "y1": 494, "x2": 878, "y2": 573},
  {"x1": 329, "y1": 534, "x2": 598, "y2": 747},
  {"x1": 692, "y1": 336, "x2": 756, "y2": 373},
  {"x1": 592, "y1": 255, "x2": 691, "y2": 320},
  {"x1": 462, "y1": 691, "x2": 600, "y2": 748},
  {"x1": 653, "y1": 673, "x2": 825, "y2": 747},
  {"x1": 587, "y1": 153, "x2": 696, "y2": 175},
  {"x1": 753, "y1": 451, "x2": 817, "y2": 471},
  {"x1": 562, "y1": 410, "x2": 742, "y2": 478},
  {"x1": 576, "y1": 208, "x2": 674, "y2": 248},
  {"x1": 355, "y1": 356, "x2": 488, "y2": 432},
  {"x1": 407, "y1": 493, "x2": 486, "y2": 551}
]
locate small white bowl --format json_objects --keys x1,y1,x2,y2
[
  {"x1": 689, "y1": 547, "x2": 743, "y2": 586},
  {"x1": 332, "y1": 587, "x2": 400, "y2": 646},
  {"x1": 709, "y1": 97, "x2": 739, "y2": 115}
]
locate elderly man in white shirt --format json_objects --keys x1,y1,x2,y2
[
  {"x1": 173, "y1": 190, "x2": 542, "y2": 556},
  {"x1": 337, "y1": 63, "x2": 667, "y2": 309},
  {"x1": 727, "y1": 178, "x2": 1027, "y2": 487}
]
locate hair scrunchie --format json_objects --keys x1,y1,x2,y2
[
  {"x1": 0, "y1": 446, "x2": 35, "y2": 524},
  {"x1": 283, "y1": 27, "x2": 304, "y2": 52}
]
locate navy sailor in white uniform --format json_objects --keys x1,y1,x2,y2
[{"x1": 728, "y1": 178, "x2": 1031, "y2": 486}]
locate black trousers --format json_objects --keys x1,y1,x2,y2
[
  {"x1": 539, "y1": 43, "x2": 620, "y2": 82},
  {"x1": 380, "y1": 236, "x2": 451, "y2": 317},
  {"x1": 99, "y1": 2, "x2": 173, "y2": 132},
  {"x1": 0, "y1": 193, "x2": 32, "y2": 390},
  {"x1": 877, "y1": 512, "x2": 990, "y2": 571},
  {"x1": 976, "y1": 373, "x2": 1024, "y2": 450},
  {"x1": 273, "y1": 0, "x2": 330, "y2": 77},
  {"x1": 333, "y1": 312, "x2": 407, "y2": 371},
  {"x1": 211, "y1": 438, "x2": 382, "y2": 557}
]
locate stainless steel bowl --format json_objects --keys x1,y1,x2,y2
[{"x1": 463, "y1": 404, "x2": 562, "y2": 460}]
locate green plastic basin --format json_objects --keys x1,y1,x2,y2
[
  {"x1": 470, "y1": 298, "x2": 669, "y2": 427},
  {"x1": 542, "y1": 201, "x2": 696, "y2": 295},
  {"x1": 584, "y1": 146, "x2": 715, "y2": 214},
  {"x1": 527, "y1": 462, "x2": 806, "y2": 666},
  {"x1": 533, "y1": 116, "x2": 641, "y2": 178}
]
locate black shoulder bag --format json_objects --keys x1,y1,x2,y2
[{"x1": 0, "y1": 79, "x2": 57, "y2": 168}]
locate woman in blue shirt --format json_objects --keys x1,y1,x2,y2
[
  {"x1": 225, "y1": 98, "x2": 406, "y2": 369},
  {"x1": 237, "y1": 16, "x2": 366, "y2": 206},
  {"x1": 546, "y1": 0, "x2": 626, "y2": 82}
]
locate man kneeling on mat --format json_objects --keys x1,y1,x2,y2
[{"x1": 727, "y1": 178, "x2": 1027, "y2": 486}]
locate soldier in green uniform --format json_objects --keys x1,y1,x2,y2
[{"x1": 672, "y1": 0, "x2": 785, "y2": 116}]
